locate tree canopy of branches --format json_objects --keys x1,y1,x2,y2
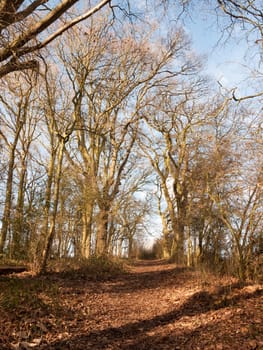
[
  {"x1": 0, "y1": 1, "x2": 262, "y2": 281},
  {"x1": 216, "y1": 0, "x2": 263, "y2": 100},
  {"x1": 0, "y1": 0, "x2": 112, "y2": 77}
]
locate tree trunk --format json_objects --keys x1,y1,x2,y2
[
  {"x1": 117, "y1": 237, "x2": 123, "y2": 257},
  {"x1": 171, "y1": 219, "x2": 185, "y2": 265},
  {"x1": 33, "y1": 148, "x2": 56, "y2": 270},
  {"x1": 238, "y1": 254, "x2": 247, "y2": 282},
  {"x1": 171, "y1": 195, "x2": 187, "y2": 265},
  {"x1": 161, "y1": 224, "x2": 171, "y2": 259},
  {"x1": 81, "y1": 210, "x2": 92, "y2": 258},
  {"x1": 0, "y1": 126, "x2": 22, "y2": 254},
  {"x1": 11, "y1": 158, "x2": 27, "y2": 259},
  {"x1": 96, "y1": 206, "x2": 109, "y2": 256},
  {"x1": 39, "y1": 140, "x2": 65, "y2": 274},
  {"x1": 187, "y1": 226, "x2": 193, "y2": 267},
  {"x1": 128, "y1": 236, "x2": 134, "y2": 259},
  {"x1": 80, "y1": 188, "x2": 95, "y2": 258}
]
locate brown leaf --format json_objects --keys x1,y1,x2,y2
[
  {"x1": 240, "y1": 326, "x2": 249, "y2": 334},
  {"x1": 20, "y1": 339, "x2": 42, "y2": 349},
  {"x1": 248, "y1": 340, "x2": 258, "y2": 349},
  {"x1": 37, "y1": 321, "x2": 49, "y2": 333}
]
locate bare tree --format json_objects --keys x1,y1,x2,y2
[
  {"x1": 57, "y1": 18, "x2": 185, "y2": 257},
  {"x1": 0, "y1": 75, "x2": 36, "y2": 255},
  {"x1": 31, "y1": 62, "x2": 76, "y2": 273},
  {"x1": 205, "y1": 104, "x2": 263, "y2": 280},
  {"x1": 140, "y1": 84, "x2": 220, "y2": 263}
]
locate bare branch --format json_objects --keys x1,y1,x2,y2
[
  {"x1": 232, "y1": 89, "x2": 263, "y2": 102},
  {"x1": 0, "y1": 0, "x2": 47, "y2": 31},
  {"x1": 35, "y1": 0, "x2": 111, "y2": 51},
  {"x1": 0, "y1": 59, "x2": 39, "y2": 78},
  {"x1": 0, "y1": 0, "x2": 112, "y2": 77}
]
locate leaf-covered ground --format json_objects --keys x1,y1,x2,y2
[{"x1": 0, "y1": 260, "x2": 262, "y2": 349}]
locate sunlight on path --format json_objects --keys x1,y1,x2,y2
[
  {"x1": 128, "y1": 259, "x2": 177, "y2": 274},
  {"x1": 1, "y1": 260, "x2": 262, "y2": 349}
]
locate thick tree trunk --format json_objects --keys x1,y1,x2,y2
[
  {"x1": 81, "y1": 211, "x2": 91, "y2": 258},
  {"x1": 117, "y1": 238, "x2": 123, "y2": 258},
  {"x1": 161, "y1": 225, "x2": 171, "y2": 259},
  {"x1": 238, "y1": 254, "x2": 247, "y2": 282},
  {"x1": 128, "y1": 237, "x2": 134, "y2": 259},
  {"x1": 96, "y1": 207, "x2": 109, "y2": 256},
  {"x1": 80, "y1": 193, "x2": 94, "y2": 258},
  {"x1": 171, "y1": 194, "x2": 187, "y2": 265}
]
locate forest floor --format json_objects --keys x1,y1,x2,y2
[{"x1": 0, "y1": 259, "x2": 262, "y2": 350}]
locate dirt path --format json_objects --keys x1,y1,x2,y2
[{"x1": 0, "y1": 260, "x2": 262, "y2": 349}]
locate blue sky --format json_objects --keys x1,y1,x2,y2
[
  {"x1": 182, "y1": 5, "x2": 262, "y2": 98},
  {"x1": 184, "y1": 12, "x2": 249, "y2": 91}
]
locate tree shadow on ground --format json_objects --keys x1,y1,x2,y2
[
  {"x1": 43, "y1": 283, "x2": 262, "y2": 349},
  {"x1": 41, "y1": 265, "x2": 195, "y2": 295},
  {"x1": 130, "y1": 259, "x2": 171, "y2": 267},
  {"x1": 120, "y1": 315, "x2": 260, "y2": 350},
  {"x1": 105, "y1": 266, "x2": 194, "y2": 294}
]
